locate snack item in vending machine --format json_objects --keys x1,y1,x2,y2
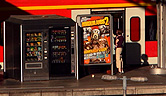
[
  {"x1": 34, "y1": 47, "x2": 38, "y2": 51},
  {"x1": 37, "y1": 42, "x2": 41, "y2": 46},
  {"x1": 27, "y1": 58, "x2": 30, "y2": 61},
  {"x1": 29, "y1": 52, "x2": 32, "y2": 56},
  {"x1": 34, "y1": 33, "x2": 38, "y2": 36},
  {"x1": 26, "y1": 38, "x2": 30, "y2": 41},
  {"x1": 38, "y1": 56, "x2": 41, "y2": 61},
  {"x1": 34, "y1": 37, "x2": 37, "y2": 41},
  {"x1": 30, "y1": 33, "x2": 34, "y2": 36},
  {"x1": 37, "y1": 37, "x2": 41, "y2": 41},
  {"x1": 26, "y1": 53, "x2": 29, "y2": 56},
  {"x1": 32, "y1": 51, "x2": 35, "y2": 56},
  {"x1": 26, "y1": 33, "x2": 30, "y2": 37},
  {"x1": 30, "y1": 47, "x2": 34, "y2": 51},
  {"x1": 30, "y1": 43, "x2": 34, "y2": 46},
  {"x1": 31, "y1": 58, "x2": 34, "y2": 61},
  {"x1": 38, "y1": 33, "x2": 41, "y2": 36},
  {"x1": 34, "y1": 52, "x2": 37, "y2": 56},
  {"x1": 30, "y1": 37, "x2": 34, "y2": 41},
  {"x1": 27, "y1": 47, "x2": 30, "y2": 51},
  {"x1": 26, "y1": 43, "x2": 29, "y2": 46},
  {"x1": 35, "y1": 52, "x2": 38, "y2": 56},
  {"x1": 34, "y1": 58, "x2": 38, "y2": 61}
]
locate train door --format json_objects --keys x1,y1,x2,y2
[
  {"x1": 91, "y1": 9, "x2": 125, "y2": 65},
  {"x1": 125, "y1": 7, "x2": 145, "y2": 65},
  {"x1": 0, "y1": 23, "x2": 3, "y2": 69},
  {"x1": 92, "y1": 8, "x2": 145, "y2": 66},
  {"x1": 91, "y1": 10, "x2": 124, "y2": 37}
]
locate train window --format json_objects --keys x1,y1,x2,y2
[
  {"x1": 0, "y1": 22, "x2": 3, "y2": 45},
  {"x1": 130, "y1": 17, "x2": 140, "y2": 41},
  {"x1": 145, "y1": 16, "x2": 157, "y2": 41}
]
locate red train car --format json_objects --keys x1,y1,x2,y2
[{"x1": 0, "y1": 0, "x2": 157, "y2": 69}]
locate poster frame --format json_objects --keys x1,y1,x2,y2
[{"x1": 76, "y1": 14, "x2": 113, "y2": 66}]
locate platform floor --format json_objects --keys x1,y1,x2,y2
[{"x1": 0, "y1": 66, "x2": 166, "y2": 96}]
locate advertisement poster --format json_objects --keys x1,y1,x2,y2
[{"x1": 80, "y1": 15, "x2": 111, "y2": 65}]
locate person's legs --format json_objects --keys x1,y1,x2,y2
[
  {"x1": 121, "y1": 54, "x2": 124, "y2": 73},
  {"x1": 116, "y1": 48, "x2": 122, "y2": 72}
]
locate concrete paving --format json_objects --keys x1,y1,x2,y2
[{"x1": 0, "y1": 66, "x2": 166, "y2": 96}]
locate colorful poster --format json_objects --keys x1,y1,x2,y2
[{"x1": 80, "y1": 15, "x2": 111, "y2": 64}]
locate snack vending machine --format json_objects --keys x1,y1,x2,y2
[{"x1": 4, "y1": 15, "x2": 75, "y2": 82}]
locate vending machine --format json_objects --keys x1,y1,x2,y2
[{"x1": 4, "y1": 15, "x2": 75, "y2": 82}]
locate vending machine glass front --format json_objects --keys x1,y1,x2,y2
[
  {"x1": 25, "y1": 32, "x2": 43, "y2": 69},
  {"x1": 49, "y1": 27, "x2": 71, "y2": 78}
]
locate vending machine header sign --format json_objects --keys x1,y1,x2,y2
[{"x1": 77, "y1": 14, "x2": 113, "y2": 65}]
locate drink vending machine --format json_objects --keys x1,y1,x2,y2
[{"x1": 4, "y1": 15, "x2": 75, "y2": 82}]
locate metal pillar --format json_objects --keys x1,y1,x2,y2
[
  {"x1": 123, "y1": 76, "x2": 127, "y2": 96},
  {"x1": 158, "y1": 1, "x2": 164, "y2": 68},
  {"x1": 151, "y1": 0, "x2": 166, "y2": 75}
]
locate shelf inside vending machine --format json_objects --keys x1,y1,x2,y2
[
  {"x1": 49, "y1": 27, "x2": 72, "y2": 78},
  {"x1": 25, "y1": 32, "x2": 43, "y2": 62}
]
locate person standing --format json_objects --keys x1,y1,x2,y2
[{"x1": 115, "y1": 29, "x2": 124, "y2": 73}]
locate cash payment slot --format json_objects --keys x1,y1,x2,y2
[{"x1": 76, "y1": 14, "x2": 113, "y2": 79}]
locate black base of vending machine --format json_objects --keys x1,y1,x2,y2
[{"x1": 4, "y1": 15, "x2": 75, "y2": 81}]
